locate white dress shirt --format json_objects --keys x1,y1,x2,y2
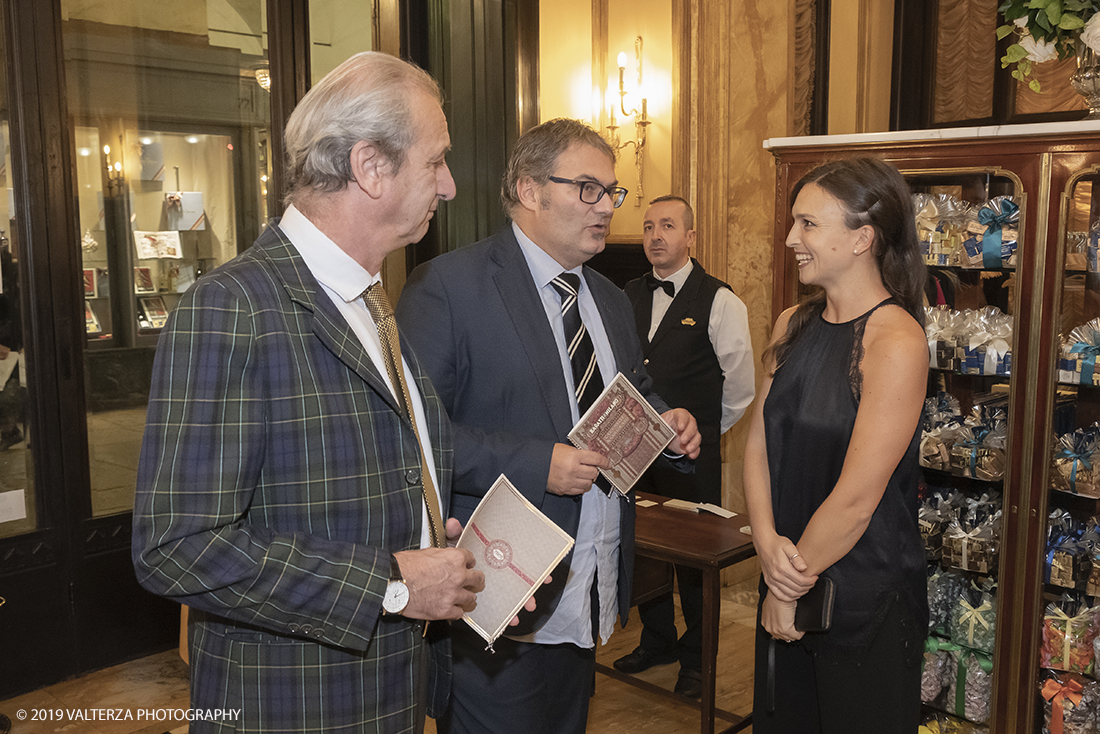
[
  {"x1": 648, "y1": 259, "x2": 754, "y2": 433},
  {"x1": 280, "y1": 205, "x2": 436, "y2": 550},
  {"x1": 507, "y1": 222, "x2": 621, "y2": 648}
]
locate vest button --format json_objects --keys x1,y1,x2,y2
[
  {"x1": 644, "y1": 359, "x2": 649, "y2": 365},
  {"x1": 406, "y1": 468, "x2": 421, "y2": 484}
]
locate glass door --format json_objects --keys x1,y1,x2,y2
[{"x1": 907, "y1": 169, "x2": 1021, "y2": 733}]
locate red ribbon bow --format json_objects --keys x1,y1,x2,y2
[{"x1": 1042, "y1": 677, "x2": 1085, "y2": 734}]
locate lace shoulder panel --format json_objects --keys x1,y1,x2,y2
[{"x1": 848, "y1": 299, "x2": 900, "y2": 403}]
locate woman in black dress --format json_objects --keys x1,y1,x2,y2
[{"x1": 744, "y1": 158, "x2": 929, "y2": 733}]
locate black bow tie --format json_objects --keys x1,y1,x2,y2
[{"x1": 644, "y1": 273, "x2": 675, "y2": 298}]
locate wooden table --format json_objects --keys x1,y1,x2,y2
[{"x1": 595, "y1": 492, "x2": 757, "y2": 734}]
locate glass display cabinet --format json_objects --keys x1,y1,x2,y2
[{"x1": 766, "y1": 121, "x2": 1100, "y2": 733}]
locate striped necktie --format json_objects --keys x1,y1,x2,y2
[
  {"x1": 362, "y1": 282, "x2": 446, "y2": 548},
  {"x1": 550, "y1": 272, "x2": 605, "y2": 414}
]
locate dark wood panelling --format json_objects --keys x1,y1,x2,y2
[{"x1": 267, "y1": 0, "x2": 310, "y2": 214}]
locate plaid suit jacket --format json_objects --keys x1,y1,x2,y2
[{"x1": 132, "y1": 223, "x2": 453, "y2": 733}]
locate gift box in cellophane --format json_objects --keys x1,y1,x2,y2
[
  {"x1": 1041, "y1": 670, "x2": 1099, "y2": 734},
  {"x1": 1052, "y1": 427, "x2": 1100, "y2": 499},
  {"x1": 948, "y1": 586, "x2": 997, "y2": 654},
  {"x1": 922, "y1": 424, "x2": 962, "y2": 472},
  {"x1": 915, "y1": 194, "x2": 967, "y2": 267},
  {"x1": 1046, "y1": 511, "x2": 1094, "y2": 592},
  {"x1": 948, "y1": 423, "x2": 1007, "y2": 481},
  {"x1": 925, "y1": 307, "x2": 966, "y2": 372},
  {"x1": 928, "y1": 567, "x2": 969, "y2": 635},
  {"x1": 943, "y1": 647, "x2": 993, "y2": 725},
  {"x1": 1041, "y1": 596, "x2": 1100, "y2": 675},
  {"x1": 1086, "y1": 556, "x2": 1100, "y2": 598},
  {"x1": 964, "y1": 307, "x2": 1013, "y2": 377},
  {"x1": 921, "y1": 513, "x2": 946, "y2": 562},
  {"x1": 959, "y1": 196, "x2": 1019, "y2": 270},
  {"x1": 1060, "y1": 320, "x2": 1100, "y2": 387},
  {"x1": 920, "y1": 711, "x2": 989, "y2": 734},
  {"x1": 943, "y1": 519, "x2": 1000, "y2": 576},
  {"x1": 1049, "y1": 548, "x2": 1092, "y2": 592},
  {"x1": 923, "y1": 637, "x2": 951, "y2": 705}
]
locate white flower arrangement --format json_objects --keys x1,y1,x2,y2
[{"x1": 998, "y1": 0, "x2": 1100, "y2": 91}]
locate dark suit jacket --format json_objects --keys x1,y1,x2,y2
[
  {"x1": 396, "y1": 227, "x2": 668, "y2": 632},
  {"x1": 132, "y1": 223, "x2": 452, "y2": 732}
]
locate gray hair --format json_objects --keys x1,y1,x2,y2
[
  {"x1": 501, "y1": 118, "x2": 616, "y2": 216},
  {"x1": 284, "y1": 52, "x2": 442, "y2": 204}
]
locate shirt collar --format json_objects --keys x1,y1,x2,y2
[
  {"x1": 281, "y1": 204, "x2": 380, "y2": 301},
  {"x1": 512, "y1": 221, "x2": 584, "y2": 288},
  {"x1": 653, "y1": 258, "x2": 693, "y2": 293}
]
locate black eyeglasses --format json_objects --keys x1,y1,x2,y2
[{"x1": 548, "y1": 176, "x2": 629, "y2": 208}]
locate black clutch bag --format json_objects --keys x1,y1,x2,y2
[{"x1": 794, "y1": 577, "x2": 835, "y2": 632}]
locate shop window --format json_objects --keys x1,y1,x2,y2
[
  {"x1": 63, "y1": 0, "x2": 271, "y2": 517},
  {"x1": 0, "y1": 114, "x2": 33, "y2": 539},
  {"x1": 309, "y1": 0, "x2": 375, "y2": 83}
]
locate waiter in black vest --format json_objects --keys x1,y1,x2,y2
[{"x1": 615, "y1": 194, "x2": 755, "y2": 697}]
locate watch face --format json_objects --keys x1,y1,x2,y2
[{"x1": 383, "y1": 580, "x2": 409, "y2": 614}]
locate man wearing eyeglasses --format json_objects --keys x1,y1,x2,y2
[{"x1": 396, "y1": 117, "x2": 701, "y2": 734}]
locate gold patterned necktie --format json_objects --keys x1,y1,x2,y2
[{"x1": 362, "y1": 282, "x2": 445, "y2": 548}]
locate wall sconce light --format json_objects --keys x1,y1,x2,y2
[
  {"x1": 102, "y1": 142, "x2": 124, "y2": 194},
  {"x1": 606, "y1": 36, "x2": 650, "y2": 207}
]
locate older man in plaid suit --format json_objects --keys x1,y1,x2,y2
[{"x1": 132, "y1": 53, "x2": 483, "y2": 733}]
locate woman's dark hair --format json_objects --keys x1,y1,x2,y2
[{"x1": 763, "y1": 157, "x2": 926, "y2": 373}]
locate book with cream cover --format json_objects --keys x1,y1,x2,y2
[{"x1": 456, "y1": 474, "x2": 574, "y2": 647}]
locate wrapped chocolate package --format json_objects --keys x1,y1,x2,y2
[
  {"x1": 944, "y1": 647, "x2": 994, "y2": 725},
  {"x1": 960, "y1": 196, "x2": 1018, "y2": 269},
  {"x1": 922, "y1": 638, "x2": 951, "y2": 704},
  {"x1": 1060, "y1": 319, "x2": 1100, "y2": 386},
  {"x1": 1046, "y1": 510, "x2": 1091, "y2": 592},
  {"x1": 929, "y1": 568, "x2": 969, "y2": 634},
  {"x1": 966, "y1": 307, "x2": 1013, "y2": 376},
  {"x1": 914, "y1": 194, "x2": 966, "y2": 267},
  {"x1": 1052, "y1": 427, "x2": 1100, "y2": 499},
  {"x1": 1042, "y1": 670, "x2": 1099, "y2": 734},
  {"x1": 922, "y1": 425, "x2": 956, "y2": 472},
  {"x1": 943, "y1": 516, "x2": 1000, "y2": 576},
  {"x1": 925, "y1": 391, "x2": 963, "y2": 432},
  {"x1": 948, "y1": 584, "x2": 997, "y2": 654},
  {"x1": 921, "y1": 501, "x2": 953, "y2": 562},
  {"x1": 949, "y1": 424, "x2": 1007, "y2": 481},
  {"x1": 1041, "y1": 595, "x2": 1100, "y2": 675},
  {"x1": 921, "y1": 710, "x2": 990, "y2": 734},
  {"x1": 1086, "y1": 519, "x2": 1100, "y2": 597},
  {"x1": 915, "y1": 193, "x2": 937, "y2": 263},
  {"x1": 925, "y1": 306, "x2": 962, "y2": 371},
  {"x1": 1047, "y1": 538, "x2": 1092, "y2": 592}
]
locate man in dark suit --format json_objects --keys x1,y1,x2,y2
[
  {"x1": 132, "y1": 52, "x2": 485, "y2": 734},
  {"x1": 396, "y1": 119, "x2": 701, "y2": 734},
  {"x1": 615, "y1": 195, "x2": 754, "y2": 697}
]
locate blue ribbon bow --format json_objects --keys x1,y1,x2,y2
[
  {"x1": 978, "y1": 199, "x2": 1018, "y2": 269},
  {"x1": 1070, "y1": 341, "x2": 1100, "y2": 384}
]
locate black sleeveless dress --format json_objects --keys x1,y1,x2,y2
[{"x1": 763, "y1": 299, "x2": 928, "y2": 648}]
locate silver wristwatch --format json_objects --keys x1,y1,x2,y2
[{"x1": 382, "y1": 553, "x2": 409, "y2": 615}]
